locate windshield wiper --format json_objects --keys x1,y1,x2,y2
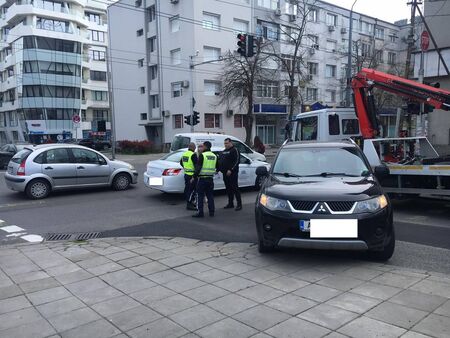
[
  {"x1": 272, "y1": 172, "x2": 303, "y2": 178},
  {"x1": 304, "y1": 172, "x2": 359, "y2": 177}
]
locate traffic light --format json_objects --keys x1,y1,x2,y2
[
  {"x1": 246, "y1": 35, "x2": 255, "y2": 57},
  {"x1": 192, "y1": 111, "x2": 200, "y2": 126},
  {"x1": 236, "y1": 34, "x2": 255, "y2": 57},
  {"x1": 184, "y1": 115, "x2": 192, "y2": 126}
]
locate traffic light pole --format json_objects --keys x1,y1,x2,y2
[{"x1": 189, "y1": 54, "x2": 196, "y2": 133}]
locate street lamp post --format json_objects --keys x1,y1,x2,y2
[
  {"x1": 345, "y1": 0, "x2": 359, "y2": 107},
  {"x1": 189, "y1": 52, "x2": 199, "y2": 133}
]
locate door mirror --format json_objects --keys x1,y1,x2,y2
[
  {"x1": 256, "y1": 166, "x2": 268, "y2": 177},
  {"x1": 98, "y1": 157, "x2": 107, "y2": 165},
  {"x1": 374, "y1": 165, "x2": 389, "y2": 179}
]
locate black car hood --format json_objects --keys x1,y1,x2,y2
[{"x1": 263, "y1": 175, "x2": 382, "y2": 201}]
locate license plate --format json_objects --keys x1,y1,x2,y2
[
  {"x1": 149, "y1": 177, "x2": 163, "y2": 186},
  {"x1": 299, "y1": 220, "x2": 310, "y2": 232},
  {"x1": 310, "y1": 219, "x2": 358, "y2": 238}
]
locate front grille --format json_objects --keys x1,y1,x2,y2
[
  {"x1": 290, "y1": 200, "x2": 316, "y2": 211},
  {"x1": 327, "y1": 201, "x2": 355, "y2": 212}
]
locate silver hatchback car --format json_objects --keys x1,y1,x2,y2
[{"x1": 4, "y1": 144, "x2": 138, "y2": 199}]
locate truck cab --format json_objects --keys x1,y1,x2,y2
[{"x1": 293, "y1": 108, "x2": 361, "y2": 142}]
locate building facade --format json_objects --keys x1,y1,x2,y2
[
  {"x1": 109, "y1": 0, "x2": 407, "y2": 147},
  {"x1": 0, "y1": 0, "x2": 110, "y2": 145}
]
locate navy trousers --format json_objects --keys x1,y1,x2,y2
[
  {"x1": 184, "y1": 174, "x2": 196, "y2": 204},
  {"x1": 196, "y1": 177, "x2": 215, "y2": 215}
]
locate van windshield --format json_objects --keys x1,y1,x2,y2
[{"x1": 171, "y1": 136, "x2": 190, "y2": 151}]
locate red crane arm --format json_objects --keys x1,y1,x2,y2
[{"x1": 351, "y1": 68, "x2": 450, "y2": 139}]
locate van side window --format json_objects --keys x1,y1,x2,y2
[
  {"x1": 328, "y1": 115, "x2": 340, "y2": 135},
  {"x1": 233, "y1": 141, "x2": 251, "y2": 154},
  {"x1": 300, "y1": 116, "x2": 318, "y2": 141},
  {"x1": 342, "y1": 119, "x2": 360, "y2": 135}
]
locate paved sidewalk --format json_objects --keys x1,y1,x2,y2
[{"x1": 0, "y1": 238, "x2": 449, "y2": 338}]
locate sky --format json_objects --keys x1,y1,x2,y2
[{"x1": 325, "y1": 0, "x2": 411, "y2": 23}]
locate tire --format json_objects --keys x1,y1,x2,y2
[
  {"x1": 26, "y1": 179, "x2": 51, "y2": 200},
  {"x1": 112, "y1": 173, "x2": 131, "y2": 191},
  {"x1": 368, "y1": 229, "x2": 395, "y2": 261},
  {"x1": 255, "y1": 175, "x2": 264, "y2": 190}
]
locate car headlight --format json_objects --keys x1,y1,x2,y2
[
  {"x1": 128, "y1": 164, "x2": 135, "y2": 170},
  {"x1": 354, "y1": 195, "x2": 388, "y2": 213},
  {"x1": 259, "y1": 194, "x2": 291, "y2": 212}
]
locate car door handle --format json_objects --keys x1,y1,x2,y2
[
  {"x1": 44, "y1": 166, "x2": 53, "y2": 170},
  {"x1": 77, "y1": 166, "x2": 85, "y2": 170}
]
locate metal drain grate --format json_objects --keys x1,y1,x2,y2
[{"x1": 44, "y1": 232, "x2": 101, "y2": 242}]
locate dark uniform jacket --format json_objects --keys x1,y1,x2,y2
[{"x1": 218, "y1": 146, "x2": 240, "y2": 174}]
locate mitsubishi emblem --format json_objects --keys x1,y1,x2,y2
[{"x1": 318, "y1": 204, "x2": 326, "y2": 212}]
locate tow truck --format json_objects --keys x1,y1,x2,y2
[{"x1": 293, "y1": 68, "x2": 450, "y2": 197}]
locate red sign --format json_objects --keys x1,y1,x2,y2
[
  {"x1": 421, "y1": 31, "x2": 430, "y2": 51},
  {"x1": 72, "y1": 115, "x2": 81, "y2": 123}
]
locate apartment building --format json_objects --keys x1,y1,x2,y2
[
  {"x1": 109, "y1": 0, "x2": 407, "y2": 146},
  {"x1": 0, "y1": 0, "x2": 110, "y2": 145}
]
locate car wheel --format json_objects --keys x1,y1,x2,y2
[
  {"x1": 112, "y1": 173, "x2": 131, "y2": 191},
  {"x1": 368, "y1": 229, "x2": 395, "y2": 261},
  {"x1": 26, "y1": 179, "x2": 50, "y2": 200},
  {"x1": 257, "y1": 237, "x2": 275, "y2": 254},
  {"x1": 255, "y1": 175, "x2": 264, "y2": 190}
]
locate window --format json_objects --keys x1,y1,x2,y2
[
  {"x1": 325, "y1": 65, "x2": 336, "y2": 78},
  {"x1": 0, "y1": 113, "x2": 6, "y2": 127},
  {"x1": 204, "y1": 113, "x2": 221, "y2": 128},
  {"x1": 284, "y1": 86, "x2": 298, "y2": 98},
  {"x1": 296, "y1": 116, "x2": 318, "y2": 141},
  {"x1": 170, "y1": 49, "x2": 181, "y2": 65},
  {"x1": 173, "y1": 114, "x2": 183, "y2": 129},
  {"x1": 328, "y1": 114, "x2": 340, "y2": 135},
  {"x1": 90, "y1": 50, "x2": 105, "y2": 61},
  {"x1": 256, "y1": 20, "x2": 278, "y2": 41},
  {"x1": 93, "y1": 110, "x2": 108, "y2": 121},
  {"x1": 362, "y1": 21, "x2": 373, "y2": 34},
  {"x1": 204, "y1": 81, "x2": 221, "y2": 96},
  {"x1": 90, "y1": 70, "x2": 107, "y2": 81},
  {"x1": 23, "y1": 85, "x2": 80, "y2": 99},
  {"x1": 234, "y1": 114, "x2": 245, "y2": 128},
  {"x1": 45, "y1": 148, "x2": 71, "y2": 164},
  {"x1": 137, "y1": 29, "x2": 144, "y2": 36},
  {"x1": 90, "y1": 30, "x2": 105, "y2": 42},
  {"x1": 361, "y1": 43, "x2": 371, "y2": 57},
  {"x1": 35, "y1": 0, "x2": 62, "y2": 12},
  {"x1": 150, "y1": 65, "x2": 157, "y2": 79},
  {"x1": 23, "y1": 36, "x2": 81, "y2": 53},
  {"x1": 308, "y1": 8, "x2": 317, "y2": 22},
  {"x1": 342, "y1": 119, "x2": 360, "y2": 135},
  {"x1": 326, "y1": 40, "x2": 337, "y2": 52},
  {"x1": 138, "y1": 58, "x2": 144, "y2": 67},
  {"x1": 171, "y1": 82, "x2": 182, "y2": 97},
  {"x1": 170, "y1": 16, "x2": 180, "y2": 33},
  {"x1": 326, "y1": 90, "x2": 336, "y2": 102},
  {"x1": 36, "y1": 17, "x2": 70, "y2": 33},
  {"x1": 140, "y1": 86, "x2": 145, "y2": 94},
  {"x1": 151, "y1": 94, "x2": 159, "y2": 108},
  {"x1": 149, "y1": 36, "x2": 156, "y2": 52},
  {"x1": 389, "y1": 35, "x2": 396, "y2": 43},
  {"x1": 93, "y1": 91, "x2": 108, "y2": 101},
  {"x1": 233, "y1": 19, "x2": 248, "y2": 34},
  {"x1": 307, "y1": 62, "x2": 318, "y2": 75},
  {"x1": 281, "y1": 54, "x2": 299, "y2": 72},
  {"x1": 81, "y1": 110, "x2": 86, "y2": 120},
  {"x1": 388, "y1": 52, "x2": 396, "y2": 65},
  {"x1": 202, "y1": 12, "x2": 220, "y2": 31},
  {"x1": 306, "y1": 88, "x2": 318, "y2": 101},
  {"x1": 257, "y1": 0, "x2": 278, "y2": 10},
  {"x1": 305, "y1": 34, "x2": 319, "y2": 47},
  {"x1": 135, "y1": 0, "x2": 142, "y2": 7},
  {"x1": 9, "y1": 112, "x2": 18, "y2": 127},
  {"x1": 140, "y1": 113, "x2": 147, "y2": 120},
  {"x1": 203, "y1": 46, "x2": 220, "y2": 62},
  {"x1": 24, "y1": 61, "x2": 80, "y2": 76},
  {"x1": 375, "y1": 50, "x2": 383, "y2": 63},
  {"x1": 148, "y1": 5, "x2": 156, "y2": 22},
  {"x1": 281, "y1": 25, "x2": 299, "y2": 43},
  {"x1": 72, "y1": 148, "x2": 101, "y2": 164},
  {"x1": 256, "y1": 81, "x2": 279, "y2": 98},
  {"x1": 326, "y1": 13, "x2": 337, "y2": 26},
  {"x1": 375, "y1": 27, "x2": 384, "y2": 39},
  {"x1": 86, "y1": 12, "x2": 101, "y2": 24}
]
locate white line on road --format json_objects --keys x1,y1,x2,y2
[
  {"x1": 6, "y1": 232, "x2": 27, "y2": 238},
  {"x1": 0, "y1": 225, "x2": 25, "y2": 233},
  {"x1": 21, "y1": 234, "x2": 44, "y2": 243}
]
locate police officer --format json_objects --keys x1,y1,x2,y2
[
  {"x1": 180, "y1": 142, "x2": 197, "y2": 210},
  {"x1": 220, "y1": 138, "x2": 242, "y2": 211},
  {"x1": 192, "y1": 141, "x2": 217, "y2": 218}
]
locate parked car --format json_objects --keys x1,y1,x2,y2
[
  {"x1": 170, "y1": 133, "x2": 266, "y2": 162},
  {"x1": 144, "y1": 148, "x2": 270, "y2": 193},
  {"x1": 78, "y1": 138, "x2": 111, "y2": 151},
  {"x1": 4, "y1": 144, "x2": 138, "y2": 199},
  {"x1": 0, "y1": 143, "x2": 33, "y2": 169},
  {"x1": 255, "y1": 140, "x2": 394, "y2": 260}
]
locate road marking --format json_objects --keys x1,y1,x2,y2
[
  {"x1": 21, "y1": 235, "x2": 43, "y2": 243},
  {"x1": 0, "y1": 201, "x2": 46, "y2": 209},
  {"x1": 0, "y1": 225, "x2": 25, "y2": 233},
  {"x1": 6, "y1": 232, "x2": 27, "y2": 238}
]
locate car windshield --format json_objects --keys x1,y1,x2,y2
[
  {"x1": 272, "y1": 147, "x2": 370, "y2": 177},
  {"x1": 171, "y1": 136, "x2": 190, "y2": 151},
  {"x1": 11, "y1": 149, "x2": 32, "y2": 164},
  {"x1": 161, "y1": 151, "x2": 184, "y2": 163}
]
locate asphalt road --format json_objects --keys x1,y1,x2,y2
[{"x1": 1, "y1": 154, "x2": 450, "y2": 273}]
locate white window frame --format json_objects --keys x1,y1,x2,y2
[
  {"x1": 308, "y1": 8, "x2": 317, "y2": 22},
  {"x1": 204, "y1": 81, "x2": 221, "y2": 96},
  {"x1": 326, "y1": 13, "x2": 337, "y2": 26},
  {"x1": 233, "y1": 18, "x2": 249, "y2": 35},
  {"x1": 170, "y1": 16, "x2": 180, "y2": 33},
  {"x1": 202, "y1": 12, "x2": 220, "y2": 31},
  {"x1": 203, "y1": 46, "x2": 220, "y2": 62},
  {"x1": 325, "y1": 64, "x2": 336, "y2": 78},
  {"x1": 170, "y1": 48, "x2": 181, "y2": 65},
  {"x1": 306, "y1": 88, "x2": 318, "y2": 101},
  {"x1": 171, "y1": 82, "x2": 182, "y2": 97},
  {"x1": 151, "y1": 94, "x2": 159, "y2": 108}
]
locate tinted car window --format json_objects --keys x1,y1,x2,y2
[
  {"x1": 342, "y1": 119, "x2": 360, "y2": 135},
  {"x1": 72, "y1": 148, "x2": 100, "y2": 164},
  {"x1": 239, "y1": 155, "x2": 250, "y2": 164},
  {"x1": 328, "y1": 115, "x2": 340, "y2": 135},
  {"x1": 11, "y1": 149, "x2": 32, "y2": 164},
  {"x1": 171, "y1": 136, "x2": 190, "y2": 151},
  {"x1": 45, "y1": 149, "x2": 71, "y2": 164},
  {"x1": 33, "y1": 153, "x2": 45, "y2": 164}
]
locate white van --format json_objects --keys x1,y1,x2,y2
[
  {"x1": 293, "y1": 108, "x2": 361, "y2": 142},
  {"x1": 170, "y1": 133, "x2": 266, "y2": 162}
]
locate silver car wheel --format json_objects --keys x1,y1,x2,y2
[
  {"x1": 30, "y1": 182, "x2": 48, "y2": 198},
  {"x1": 114, "y1": 174, "x2": 130, "y2": 190}
]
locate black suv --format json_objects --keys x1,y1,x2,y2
[{"x1": 255, "y1": 141, "x2": 394, "y2": 260}]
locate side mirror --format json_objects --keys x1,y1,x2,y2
[
  {"x1": 256, "y1": 166, "x2": 268, "y2": 177},
  {"x1": 374, "y1": 165, "x2": 389, "y2": 179},
  {"x1": 98, "y1": 157, "x2": 108, "y2": 165}
]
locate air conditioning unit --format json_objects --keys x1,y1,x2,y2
[
  {"x1": 226, "y1": 109, "x2": 234, "y2": 117},
  {"x1": 289, "y1": 14, "x2": 296, "y2": 22},
  {"x1": 170, "y1": 0, "x2": 179, "y2": 4},
  {"x1": 274, "y1": 9, "x2": 281, "y2": 16},
  {"x1": 306, "y1": 74, "x2": 313, "y2": 81},
  {"x1": 340, "y1": 27, "x2": 347, "y2": 34},
  {"x1": 181, "y1": 80, "x2": 189, "y2": 88},
  {"x1": 162, "y1": 110, "x2": 170, "y2": 117},
  {"x1": 328, "y1": 25, "x2": 335, "y2": 32}
]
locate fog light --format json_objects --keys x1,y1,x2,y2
[
  {"x1": 263, "y1": 224, "x2": 272, "y2": 231},
  {"x1": 375, "y1": 227, "x2": 384, "y2": 237}
]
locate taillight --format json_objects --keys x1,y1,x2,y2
[
  {"x1": 17, "y1": 160, "x2": 26, "y2": 176},
  {"x1": 162, "y1": 168, "x2": 181, "y2": 176}
]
